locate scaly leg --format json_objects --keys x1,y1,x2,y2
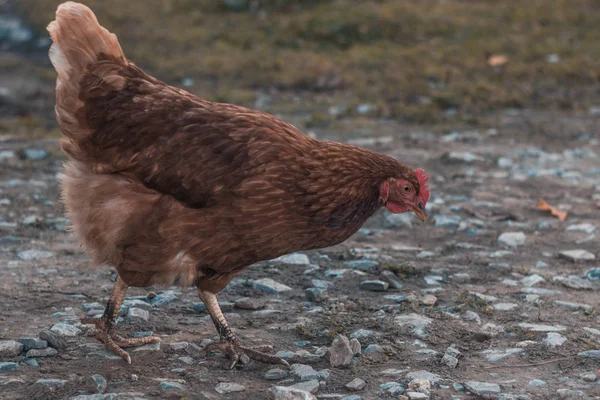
[
  {"x1": 81, "y1": 275, "x2": 161, "y2": 364},
  {"x1": 199, "y1": 290, "x2": 289, "y2": 369}
]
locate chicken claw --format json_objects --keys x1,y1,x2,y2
[
  {"x1": 81, "y1": 275, "x2": 160, "y2": 364},
  {"x1": 82, "y1": 317, "x2": 161, "y2": 364},
  {"x1": 205, "y1": 341, "x2": 289, "y2": 369}
]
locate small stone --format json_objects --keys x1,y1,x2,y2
[
  {"x1": 22, "y1": 148, "x2": 48, "y2": 160},
  {"x1": 349, "y1": 339, "x2": 361, "y2": 355},
  {"x1": 380, "y1": 368, "x2": 406, "y2": 377},
  {"x1": 498, "y1": 232, "x2": 526, "y2": 247},
  {"x1": 0, "y1": 340, "x2": 23, "y2": 357},
  {"x1": 406, "y1": 391, "x2": 428, "y2": 399},
  {"x1": 0, "y1": 362, "x2": 18, "y2": 372},
  {"x1": 559, "y1": 275, "x2": 594, "y2": 290},
  {"x1": 345, "y1": 260, "x2": 379, "y2": 272},
  {"x1": 234, "y1": 297, "x2": 264, "y2": 310},
  {"x1": 520, "y1": 287, "x2": 562, "y2": 296},
  {"x1": 380, "y1": 270, "x2": 403, "y2": 289},
  {"x1": 559, "y1": 249, "x2": 595, "y2": 262},
  {"x1": 276, "y1": 253, "x2": 310, "y2": 265},
  {"x1": 169, "y1": 342, "x2": 189, "y2": 352},
  {"x1": 346, "y1": 378, "x2": 366, "y2": 391},
  {"x1": 553, "y1": 300, "x2": 592, "y2": 312},
  {"x1": 362, "y1": 344, "x2": 386, "y2": 362},
  {"x1": 420, "y1": 295, "x2": 437, "y2": 306},
  {"x1": 35, "y1": 379, "x2": 68, "y2": 387},
  {"x1": 290, "y1": 364, "x2": 319, "y2": 381},
  {"x1": 463, "y1": 381, "x2": 501, "y2": 396},
  {"x1": 359, "y1": 280, "x2": 389, "y2": 292},
  {"x1": 566, "y1": 223, "x2": 596, "y2": 234},
  {"x1": 521, "y1": 274, "x2": 545, "y2": 287},
  {"x1": 39, "y1": 330, "x2": 69, "y2": 349},
  {"x1": 406, "y1": 370, "x2": 442, "y2": 385},
  {"x1": 578, "y1": 350, "x2": 600, "y2": 359},
  {"x1": 556, "y1": 389, "x2": 585, "y2": 398},
  {"x1": 329, "y1": 335, "x2": 354, "y2": 368},
  {"x1": 252, "y1": 278, "x2": 292, "y2": 294},
  {"x1": 265, "y1": 368, "x2": 289, "y2": 380},
  {"x1": 349, "y1": 329, "x2": 374, "y2": 340},
  {"x1": 51, "y1": 323, "x2": 82, "y2": 337},
  {"x1": 529, "y1": 379, "x2": 546, "y2": 387},
  {"x1": 580, "y1": 372, "x2": 597, "y2": 382},
  {"x1": 481, "y1": 348, "x2": 524, "y2": 363},
  {"x1": 446, "y1": 151, "x2": 484, "y2": 163},
  {"x1": 493, "y1": 303, "x2": 518, "y2": 311},
  {"x1": 536, "y1": 260, "x2": 550, "y2": 268},
  {"x1": 469, "y1": 292, "x2": 497, "y2": 302},
  {"x1": 270, "y1": 386, "x2": 317, "y2": 400},
  {"x1": 395, "y1": 313, "x2": 433, "y2": 338},
  {"x1": 518, "y1": 323, "x2": 566, "y2": 332},
  {"x1": 159, "y1": 381, "x2": 185, "y2": 391},
  {"x1": 17, "y1": 249, "x2": 54, "y2": 260},
  {"x1": 585, "y1": 267, "x2": 600, "y2": 280},
  {"x1": 305, "y1": 288, "x2": 328, "y2": 302},
  {"x1": 289, "y1": 379, "x2": 319, "y2": 394},
  {"x1": 92, "y1": 374, "x2": 107, "y2": 394},
  {"x1": 380, "y1": 382, "x2": 405, "y2": 395},
  {"x1": 131, "y1": 342, "x2": 160, "y2": 352},
  {"x1": 26, "y1": 347, "x2": 57, "y2": 358},
  {"x1": 215, "y1": 382, "x2": 245, "y2": 394},
  {"x1": 126, "y1": 307, "x2": 149, "y2": 322}
]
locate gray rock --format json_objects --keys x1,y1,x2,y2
[
  {"x1": 35, "y1": 379, "x2": 68, "y2": 387},
  {"x1": 543, "y1": 332, "x2": 567, "y2": 347},
  {"x1": 382, "y1": 212, "x2": 413, "y2": 229},
  {"x1": 131, "y1": 342, "x2": 160, "y2": 353},
  {"x1": 520, "y1": 287, "x2": 562, "y2": 296},
  {"x1": 290, "y1": 364, "x2": 319, "y2": 381},
  {"x1": 0, "y1": 340, "x2": 23, "y2": 357},
  {"x1": 395, "y1": 313, "x2": 433, "y2": 338},
  {"x1": 529, "y1": 379, "x2": 546, "y2": 387},
  {"x1": 578, "y1": 350, "x2": 600, "y2": 359},
  {"x1": 215, "y1": 382, "x2": 245, "y2": 394},
  {"x1": 92, "y1": 374, "x2": 107, "y2": 394},
  {"x1": 380, "y1": 368, "x2": 407, "y2": 377},
  {"x1": 580, "y1": 372, "x2": 597, "y2": 382},
  {"x1": 434, "y1": 215, "x2": 461, "y2": 228},
  {"x1": 363, "y1": 344, "x2": 386, "y2": 362},
  {"x1": 26, "y1": 347, "x2": 57, "y2": 358},
  {"x1": 169, "y1": 342, "x2": 189, "y2": 352},
  {"x1": 329, "y1": 335, "x2": 354, "y2": 368},
  {"x1": 252, "y1": 278, "x2": 292, "y2": 294},
  {"x1": 270, "y1": 386, "x2": 317, "y2": 400},
  {"x1": 346, "y1": 378, "x2": 366, "y2": 391},
  {"x1": 446, "y1": 151, "x2": 484, "y2": 163},
  {"x1": 380, "y1": 270, "x2": 403, "y2": 289},
  {"x1": 265, "y1": 368, "x2": 289, "y2": 380},
  {"x1": 17, "y1": 249, "x2": 54, "y2": 260},
  {"x1": 121, "y1": 299, "x2": 152, "y2": 311},
  {"x1": 349, "y1": 329, "x2": 374, "y2": 340},
  {"x1": 359, "y1": 280, "x2": 389, "y2": 292},
  {"x1": 498, "y1": 232, "x2": 526, "y2": 247},
  {"x1": 493, "y1": 303, "x2": 518, "y2": 311},
  {"x1": 0, "y1": 362, "x2": 18, "y2": 372},
  {"x1": 481, "y1": 348, "x2": 524, "y2": 363},
  {"x1": 521, "y1": 274, "x2": 545, "y2": 287},
  {"x1": 463, "y1": 381, "x2": 501, "y2": 396},
  {"x1": 554, "y1": 300, "x2": 592, "y2": 312},
  {"x1": 406, "y1": 370, "x2": 442, "y2": 385},
  {"x1": 559, "y1": 249, "x2": 595, "y2": 262},
  {"x1": 39, "y1": 329, "x2": 70, "y2": 349},
  {"x1": 349, "y1": 339, "x2": 361, "y2": 355},
  {"x1": 310, "y1": 279, "x2": 332, "y2": 289},
  {"x1": 345, "y1": 260, "x2": 378, "y2": 272},
  {"x1": 406, "y1": 393, "x2": 428, "y2": 400},
  {"x1": 289, "y1": 379, "x2": 319, "y2": 394},
  {"x1": 559, "y1": 275, "x2": 594, "y2": 290},
  {"x1": 234, "y1": 297, "x2": 264, "y2": 310},
  {"x1": 159, "y1": 381, "x2": 185, "y2": 391},
  {"x1": 518, "y1": 323, "x2": 566, "y2": 332},
  {"x1": 305, "y1": 288, "x2": 328, "y2": 302},
  {"x1": 23, "y1": 149, "x2": 48, "y2": 160},
  {"x1": 51, "y1": 323, "x2": 82, "y2": 337},
  {"x1": 126, "y1": 307, "x2": 150, "y2": 322},
  {"x1": 585, "y1": 267, "x2": 600, "y2": 280},
  {"x1": 566, "y1": 223, "x2": 596, "y2": 234},
  {"x1": 556, "y1": 389, "x2": 585, "y2": 398},
  {"x1": 276, "y1": 253, "x2": 310, "y2": 265}
]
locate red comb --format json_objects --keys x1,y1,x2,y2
[{"x1": 414, "y1": 168, "x2": 430, "y2": 204}]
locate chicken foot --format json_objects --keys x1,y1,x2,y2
[
  {"x1": 81, "y1": 275, "x2": 161, "y2": 364},
  {"x1": 199, "y1": 290, "x2": 290, "y2": 369}
]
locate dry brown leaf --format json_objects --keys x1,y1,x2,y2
[
  {"x1": 536, "y1": 199, "x2": 567, "y2": 221},
  {"x1": 487, "y1": 54, "x2": 509, "y2": 67}
]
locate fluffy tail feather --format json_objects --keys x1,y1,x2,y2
[{"x1": 47, "y1": 2, "x2": 126, "y2": 157}]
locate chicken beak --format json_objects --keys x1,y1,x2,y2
[{"x1": 412, "y1": 202, "x2": 428, "y2": 223}]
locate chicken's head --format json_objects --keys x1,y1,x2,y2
[{"x1": 379, "y1": 168, "x2": 430, "y2": 222}]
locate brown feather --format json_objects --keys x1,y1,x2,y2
[{"x1": 49, "y1": 2, "x2": 421, "y2": 292}]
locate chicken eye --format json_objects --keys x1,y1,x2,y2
[{"x1": 403, "y1": 185, "x2": 411, "y2": 192}]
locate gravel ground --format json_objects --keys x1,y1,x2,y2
[{"x1": 0, "y1": 107, "x2": 599, "y2": 400}]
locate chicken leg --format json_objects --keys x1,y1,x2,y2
[
  {"x1": 198, "y1": 290, "x2": 289, "y2": 369},
  {"x1": 81, "y1": 275, "x2": 161, "y2": 364}
]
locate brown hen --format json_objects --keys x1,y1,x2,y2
[{"x1": 47, "y1": 2, "x2": 430, "y2": 368}]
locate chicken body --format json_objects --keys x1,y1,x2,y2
[{"x1": 48, "y1": 2, "x2": 429, "y2": 368}]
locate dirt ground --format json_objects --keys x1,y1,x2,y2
[{"x1": 1, "y1": 4, "x2": 600, "y2": 399}]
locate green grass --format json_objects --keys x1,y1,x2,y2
[{"x1": 17, "y1": 0, "x2": 600, "y2": 123}]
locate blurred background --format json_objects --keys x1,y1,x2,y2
[{"x1": 1, "y1": 0, "x2": 599, "y2": 139}]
